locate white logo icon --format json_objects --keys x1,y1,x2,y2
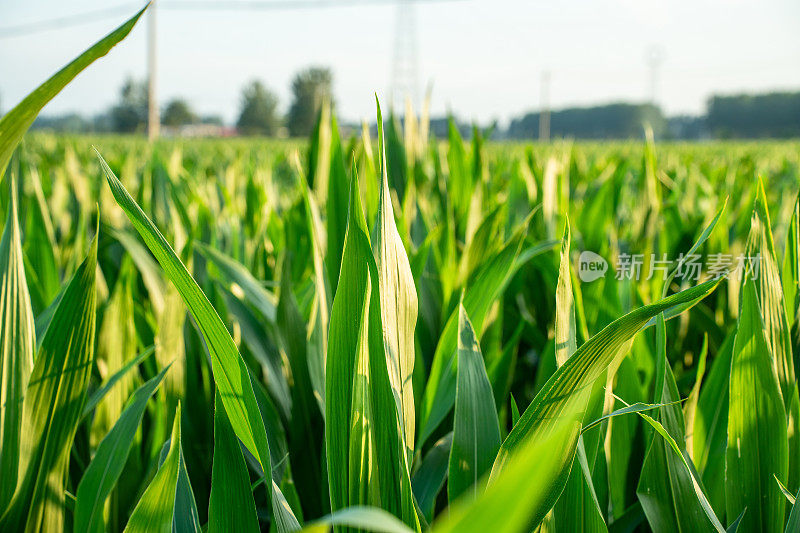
[{"x1": 578, "y1": 251, "x2": 608, "y2": 282}]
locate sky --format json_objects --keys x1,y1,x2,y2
[{"x1": 1, "y1": 0, "x2": 799, "y2": 127}]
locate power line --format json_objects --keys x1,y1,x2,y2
[
  {"x1": 0, "y1": 3, "x2": 142, "y2": 39},
  {"x1": 164, "y1": 0, "x2": 454, "y2": 9},
  {"x1": 0, "y1": 0, "x2": 458, "y2": 38}
]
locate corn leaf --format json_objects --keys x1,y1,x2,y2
[
  {"x1": 325, "y1": 165, "x2": 417, "y2": 528},
  {"x1": 123, "y1": 404, "x2": 183, "y2": 533},
  {"x1": 434, "y1": 421, "x2": 577, "y2": 533},
  {"x1": 412, "y1": 433, "x2": 451, "y2": 522},
  {"x1": 97, "y1": 153, "x2": 275, "y2": 504},
  {"x1": 0, "y1": 176, "x2": 35, "y2": 514},
  {"x1": 75, "y1": 364, "x2": 171, "y2": 533},
  {"x1": 0, "y1": 234, "x2": 98, "y2": 532},
  {"x1": 726, "y1": 279, "x2": 788, "y2": 532},
  {"x1": 208, "y1": 392, "x2": 260, "y2": 533},
  {"x1": 419, "y1": 222, "x2": 527, "y2": 446},
  {"x1": 551, "y1": 221, "x2": 606, "y2": 533},
  {"x1": 0, "y1": 6, "x2": 146, "y2": 177},
  {"x1": 490, "y1": 276, "x2": 722, "y2": 529},
  {"x1": 637, "y1": 315, "x2": 720, "y2": 532},
  {"x1": 373, "y1": 101, "x2": 418, "y2": 462},
  {"x1": 745, "y1": 178, "x2": 796, "y2": 408},
  {"x1": 303, "y1": 506, "x2": 415, "y2": 533},
  {"x1": 448, "y1": 303, "x2": 501, "y2": 502}
]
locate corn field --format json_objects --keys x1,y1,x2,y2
[{"x1": 0, "y1": 7, "x2": 799, "y2": 533}]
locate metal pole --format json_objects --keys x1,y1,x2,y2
[
  {"x1": 646, "y1": 45, "x2": 663, "y2": 107},
  {"x1": 147, "y1": 1, "x2": 159, "y2": 140}
]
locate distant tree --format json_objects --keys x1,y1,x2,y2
[
  {"x1": 506, "y1": 103, "x2": 665, "y2": 140},
  {"x1": 111, "y1": 77, "x2": 148, "y2": 133},
  {"x1": 707, "y1": 92, "x2": 800, "y2": 138},
  {"x1": 287, "y1": 67, "x2": 333, "y2": 137},
  {"x1": 162, "y1": 98, "x2": 197, "y2": 127},
  {"x1": 201, "y1": 114, "x2": 224, "y2": 126},
  {"x1": 236, "y1": 80, "x2": 280, "y2": 136}
]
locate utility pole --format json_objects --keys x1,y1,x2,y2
[
  {"x1": 147, "y1": 1, "x2": 159, "y2": 140},
  {"x1": 539, "y1": 70, "x2": 550, "y2": 142},
  {"x1": 390, "y1": 0, "x2": 419, "y2": 110},
  {"x1": 645, "y1": 45, "x2": 664, "y2": 108}
]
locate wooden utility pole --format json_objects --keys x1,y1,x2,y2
[{"x1": 147, "y1": 2, "x2": 159, "y2": 140}]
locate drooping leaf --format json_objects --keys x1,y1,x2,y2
[
  {"x1": 0, "y1": 6, "x2": 146, "y2": 177},
  {"x1": 489, "y1": 276, "x2": 722, "y2": 530},
  {"x1": 97, "y1": 153, "x2": 275, "y2": 505}
]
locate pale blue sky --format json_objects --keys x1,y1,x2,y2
[{"x1": 2, "y1": 0, "x2": 799, "y2": 125}]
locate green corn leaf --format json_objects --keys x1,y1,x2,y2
[
  {"x1": 123, "y1": 404, "x2": 183, "y2": 533},
  {"x1": 75, "y1": 364, "x2": 171, "y2": 533},
  {"x1": 197, "y1": 242, "x2": 278, "y2": 322},
  {"x1": 489, "y1": 275, "x2": 722, "y2": 530},
  {"x1": 303, "y1": 506, "x2": 415, "y2": 533},
  {"x1": 551, "y1": 220, "x2": 606, "y2": 533},
  {"x1": 0, "y1": 6, "x2": 146, "y2": 178},
  {"x1": 744, "y1": 178, "x2": 796, "y2": 409},
  {"x1": 0, "y1": 233, "x2": 98, "y2": 532},
  {"x1": 581, "y1": 400, "x2": 682, "y2": 434},
  {"x1": 554, "y1": 221, "x2": 576, "y2": 367},
  {"x1": 300, "y1": 171, "x2": 331, "y2": 414},
  {"x1": 775, "y1": 474, "x2": 796, "y2": 505},
  {"x1": 223, "y1": 289, "x2": 291, "y2": 419},
  {"x1": 22, "y1": 167, "x2": 60, "y2": 313},
  {"x1": 726, "y1": 278, "x2": 788, "y2": 533},
  {"x1": 92, "y1": 266, "x2": 138, "y2": 448},
  {"x1": 637, "y1": 315, "x2": 720, "y2": 532},
  {"x1": 781, "y1": 191, "x2": 799, "y2": 325},
  {"x1": 0, "y1": 175, "x2": 35, "y2": 514},
  {"x1": 786, "y1": 485, "x2": 800, "y2": 533},
  {"x1": 412, "y1": 433, "x2": 452, "y2": 522},
  {"x1": 326, "y1": 113, "x2": 350, "y2": 296},
  {"x1": 173, "y1": 445, "x2": 201, "y2": 533},
  {"x1": 277, "y1": 255, "x2": 326, "y2": 518},
  {"x1": 373, "y1": 101, "x2": 418, "y2": 462},
  {"x1": 448, "y1": 303, "x2": 501, "y2": 503},
  {"x1": 208, "y1": 392, "x2": 260, "y2": 533},
  {"x1": 434, "y1": 421, "x2": 577, "y2": 533},
  {"x1": 607, "y1": 390, "x2": 725, "y2": 532},
  {"x1": 325, "y1": 164, "x2": 417, "y2": 528},
  {"x1": 510, "y1": 395, "x2": 521, "y2": 427},
  {"x1": 97, "y1": 152, "x2": 275, "y2": 505},
  {"x1": 419, "y1": 221, "x2": 527, "y2": 446},
  {"x1": 693, "y1": 330, "x2": 735, "y2": 515},
  {"x1": 81, "y1": 346, "x2": 155, "y2": 419}
]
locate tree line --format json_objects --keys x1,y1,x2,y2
[
  {"x1": 31, "y1": 66, "x2": 333, "y2": 138},
  {"x1": 504, "y1": 91, "x2": 800, "y2": 140}
]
